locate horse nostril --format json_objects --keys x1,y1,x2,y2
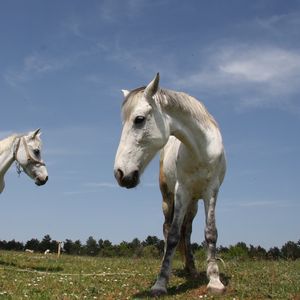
[
  {"x1": 115, "y1": 169, "x2": 124, "y2": 182},
  {"x1": 45, "y1": 176, "x2": 48, "y2": 182}
]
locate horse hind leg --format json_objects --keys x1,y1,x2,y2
[
  {"x1": 204, "y1": 190, "x2": 225, "y2": 294},
  {"x1": 159, "y1": 152, "x2": 175, "y2": 246},
  {"x1": 178, "y1": 201, "x2": 198, "y2": 277},
  {"x1": 160, "y1": 161, "x2": 174, "y2": 250}
]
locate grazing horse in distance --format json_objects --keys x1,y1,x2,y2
[
  {"x1": 0, "y1": 129, "x2": 48, "y2": 193},
  {"x1": 114, "y1": 74, "x2": 226, "y2": 296}
]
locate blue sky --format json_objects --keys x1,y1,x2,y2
[{"x1": 0, "y1": 0, "x2": 299, "y2": 249}]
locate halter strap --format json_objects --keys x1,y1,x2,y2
[
  {"x1": 13, "y1": 137, "x2": 21, "y2": 160},
  {"x1": 14, "y1": 137, "x2": 45, "y2": 166}
]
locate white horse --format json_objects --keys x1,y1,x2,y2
[
  {"x1": 114, "y1": 74, "x2": 226, "y2": 296},
  {"x1": 0, "y1": 129, "x2": 48, "y2": 193}
]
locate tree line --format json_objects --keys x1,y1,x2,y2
[{"x1": 0, "y1": 235, "x2": 299, "y2": 260}]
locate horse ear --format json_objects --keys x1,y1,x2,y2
[
  {"x1": 121, "y1": 89, "x2": 130, "y2": 98},
  {"x1": 144, "y1": 73, "x2": 160, "y2": 99},
  {"x1": 31, "y1": 128, "x2": 41, "y2": 139}
]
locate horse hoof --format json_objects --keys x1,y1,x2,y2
[
  {"x1": 207, "y1": 282, "x2": 226, "y2": 295},
  {"x1": 150, "y1": 286, "x2": 167, "y2": 297}
]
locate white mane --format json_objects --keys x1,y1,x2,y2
[
  {"x1": 122, "y1": 87, "x2": 219, "y2": 130},
  {"x1": 0, "y1": 135, "x2": 18, "y2": 155}
]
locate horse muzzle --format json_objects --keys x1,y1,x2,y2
[
  {"x1": 35, "y1": 176, "x2": 48, "y2": 186},
  {"x1": 114, "y1": 169, "x2": 139, "y2": 189}
]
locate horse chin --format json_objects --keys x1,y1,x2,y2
[
  {"x1": 125, "y1": 180, "x2": 139, "y2": 189},
  {"x1": 119, "y1": 176, "x2": 140, "y2": 189}
]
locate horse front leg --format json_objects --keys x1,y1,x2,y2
[
  {"x1": 151, "y1": 183, "x2": 191, "y2": 296},
  {"x1": 204, "y1": 190, "x2": 225, "y2": 294}
]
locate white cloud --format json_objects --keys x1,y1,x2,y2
[
  {"x1": 219, "y1": 47, "x2": 300, "y2": 84},
  {"x1": 4, "y1": 53, "x2": 71, "y2": 87},
  {"x1": 3, "y1": 45, "x2": 103, "y2": 87},
  {"x1": 255, "y1": 12, "x2": 300, "y2": 36},
  {"x1": 174, "y1": 44, "x2": 300, "y2": 112}
]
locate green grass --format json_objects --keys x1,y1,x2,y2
[{"x1": 0, "y1": 250, "x2": 299, "y2": 299}]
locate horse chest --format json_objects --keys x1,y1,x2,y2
[{"x1": 181, "y1": 164, "x2": 213, "y2": 198}]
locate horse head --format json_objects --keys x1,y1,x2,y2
[
  {"x1": 15, "y1": 129, "x2": 48, "y2": 186},
  {"x1": 114, "y1": 73, "x2": 170, "y2": 188}
]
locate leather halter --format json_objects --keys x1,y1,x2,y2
[{"x1": 14, "y1": 137, "x2": 46, "y2": 167}]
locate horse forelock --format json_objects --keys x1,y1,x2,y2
[{"x1": 121, "y1": 86, "x2": 146, "y2": 121}]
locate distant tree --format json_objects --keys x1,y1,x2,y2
[
  {"x1": 143, "y1": 236, "x2": 160, "y2": 247},
  {"x1": 130, "y1": 238, "x2": 141, "y2": 249},
  {"x1": 142, "y1": 236, "x2": 164, "y2": 257},
  {"x1": 226, "y1": 242, "x2": 249, "y2": 260},
  {"x1": 281, "y1": 241, "x2": 300, "y2": 260},
  {"x1": 249, "y1": 245, "x2": 267, "y2": 259},
  {"x1": 85, "y1": 236, "x2": 99, "y2": 256},
  {"x1": 98, "y1": 239, "x2": 104, "y2": 250},
  {"x1": 218, "y1": 245, "x2": 229, "y2": 254},
  {"x1": 63, "y1": 239, "x2": 74, "y2": 255},
  {"x1": 99, "y1": 239, "x2": 115, "y2": 257},
  {"x1": 50, "y1": 240, "x2": 59, "y2": 253},
  {"x1": 130, "y1": 238, "x2": 143, "y2": 258},
  {"x1": 73, "y1": 240, "x2": 82, "y2": 255},
  {"x1": 6, "y1": 239, "x2": 24, "y2": 251},
  {"x1": 25, "y1": 238, "x2": 40, "y2": 252},
  {"x1": 39, "y1": 235, "x2": 52, "y2": 252},
  {"x1": 117, "y1": 241, "x2": 131, "y2": 257},
  {"x1": 0, "y1": 240, "x2": 7, "y2": 250},
  {"x1": 267, "y1": 247, "x2": 281, "y2": 260}
]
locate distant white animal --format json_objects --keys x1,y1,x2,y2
[
  {"x1": 114, "y1": 74, "x2": 226, "y2": 296},
  {"x1": 0, "y1": 129, "x2": 48, "y2": 193},
  {"x1": 44, "y1": 249, "x2": 50, "y2": 254},
  {"x1": 25, "y1": 249, "x2": 34, "y2": 253}
]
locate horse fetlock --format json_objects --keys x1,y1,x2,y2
[{"x1": 207, "y1": 260, "x2": 220, "y2": 277}]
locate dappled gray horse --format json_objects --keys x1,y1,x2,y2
[{"x1": 114, "y1": 74, "x2": 226, "y2": 296}]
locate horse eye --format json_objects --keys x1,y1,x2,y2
[
  {"x1": 134, "y1": 116, "x2": 145, "y2": 125},
  {"x1": 34, "y1": 149, "x2": 40, "y2": 156}
]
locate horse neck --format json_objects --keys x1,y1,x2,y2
[
  {"x1": 158, "y1": 91, "x2": 223, "y2": 161},
  {"x1": 0, "y1": 136, "x2": 17, "y2": 179}
]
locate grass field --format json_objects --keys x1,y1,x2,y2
[{"x1": 0, "y1": 250, "x2": 299, "y2": 299}]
